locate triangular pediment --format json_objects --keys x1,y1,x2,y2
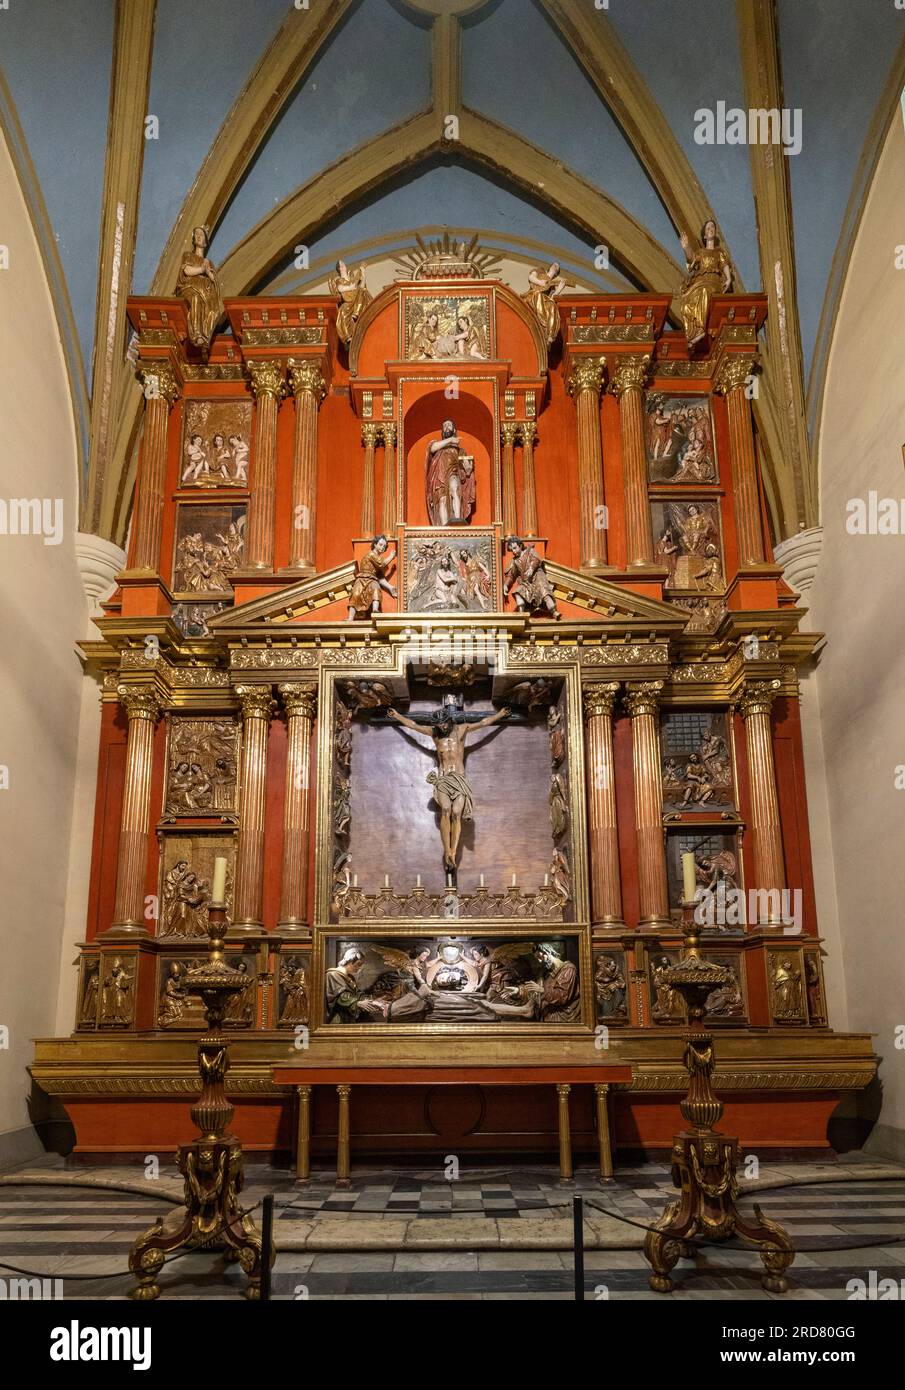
[{"x1": 208, "y1": 557, "x2": 683, "y2": 633}]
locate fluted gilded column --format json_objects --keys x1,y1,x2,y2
[
  {"x1": 567, "y1": 359, "x2": 608, "y2": 569},
  {"x1": 520, "y1": 423, "x2": 538, "y2": 537},
  {"x1": 610, "y1": 354, "x2": 655, "y2": 567},
  {"x1": 583, "y1": 683, "x2": 624, "y2": 930},
  {"x1": 715, "y1": 354, "x2": 765, "y2": 566},
  {"x1": 381, "y1": 423, "x2": 397, "y2": 534},
  {"x1": 500, "y1": 422, "x2": 519, "y2": 536},
  {"x1": 133, "y1": 365, "x2": 179, "y2": 573},
  {"x1": 286, "y1": 359, "x2": 326, "y2": 572},
  {"x1": 624, "y1": 682, "x2": 670, "y2": 929},
  {"x1": 245, "y1": 361, "x2": 284, "y2": 570},
  {"x1": 107, "y1": 686, "x2": 160, "y2": 937},
  {"x1": 278, "y1": 682, "x2": 317, "y2": 935},
  {"x1": 360, "y1": 423, "x2": 380, "y2": 537},
  {"x1": 232, "y1": 684, "x2": 275, "y2": 935},
  {"x1": 739, "y1": 680, "x2": 786, "y2": 924}
]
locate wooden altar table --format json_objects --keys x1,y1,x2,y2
[{"x1": 271, "y1": 1065, "x2": 633, "y2": 1186}]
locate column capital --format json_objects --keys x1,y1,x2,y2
[
  {"x1": 247, "y1": 360, "x2": 285, "y2": 401},
  {"x1": 138, "y1": 362, "x2": 179, "y2": 405},
  {"x1": 567, "y1": 357, "x2": 605, "y2": 398},
  {"x1": 361, "y1": 422, "x2": 381, "y2": 447},
  {"x1": 234, "y1": 683, "x2": 276, "y2": 721},
  {"x1": 286, "y1": 358, "x2": 326, "y2": 401},
  {"x1": 382, "y1": 422, "x2": 397, "y2": 447},
  {"x1": 583, "y1": 681, "x2": 621, "y2": 721},
  {"x1": 738, "y1": 679, "x2": 781, "y2": 720},
  {"x1": 714, "y1": 353, "x2": 757, "y2": 395},
  {"x1": 117, "y1": 684, "x2": 160, "y2": 722},
  {"x1": 623, "y1": 680, "x2": 664, "y2": 719},
  {"x1": 500, "y1": 421, "x2": 519, "y2": 447},
  {"x1": 608, "y1": 353, "x2": 651, "y2": 398},
  {"x1": 517, "y1": 421, "x2": 536, "y2": 446},
  {"x1": 278, "y1": 682, "x2": 318, "y2": 719}
]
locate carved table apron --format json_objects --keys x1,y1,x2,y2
[{"x1": 272, "y1": 1065, "x2": 633, "y2": 1186}]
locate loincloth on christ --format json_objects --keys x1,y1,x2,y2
[{"x1": 426, "y1": 769, "x2": 474, "y2": 820}]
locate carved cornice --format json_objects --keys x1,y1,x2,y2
[
  {"x1": 629, "y1": 1068, "x2": 873, "y2": 1093},
  {"x1": 566, "y1": 358, "x2": 605, "y2": 398},
  {"x1": 278, "y1": 681, "x2": 318, "y2": 720},
  {"x1": 609, "y1": 353, "x2": 651, "y2": 397},
  {"x1": 234, "y1": 683, "x2": 276, "y2": 721},
  {"x1": 246, "y1": 327, "x2": 322, "y2": 347},
  {"x1": 582, "y1": 681, "x2": 621, "y2": 721},
  {"x1": 117, "y1": 685, "x2": 161, "y2": 722},
  {"x1": 623, "y1": 680, "x2": 664, "y2": 719},
  {"x1": 574, "y1": 324, "x2": 653, "y2": 344},
  {"x1": 246, "y1": 359, "x2": 285, "y2": 401},
  {"x1": 287, "y1": 358, "x2": 327, "y2": 400},
  {"x1": 738, "y1": 678, "x2": 781, "y2": 720}
]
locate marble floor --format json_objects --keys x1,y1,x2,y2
[{"x1": 1, "y1": 1155, "x2": 903, "y2": 1300}]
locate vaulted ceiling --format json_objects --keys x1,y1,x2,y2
[{"x1": 1, "y1": 0, "x2": 901, "y2": 548}]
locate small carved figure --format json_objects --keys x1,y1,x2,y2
[
  {"x1": 550, "y1": 847, "x2": 571, "y2": 901},
  {"x1": 330, "y1": 850, "x2": 352, "y2": 914},
  {"x1": 532, "y1": 942, "x2": 580, "y2": 1021},
  {"x1": 805, "y1": 956, "x2": 824, "y2": 1022},
  {"x1": 161, "y1": 861, "x2": 212, "y2": 939},
  {"x1": 547, "y1": 704, "x2": 566, "y2": 765},
  {"x1": 101, "y1": 957, "x2": 133, "y2": 1026},
  {"x1": 695, "y1": 849, "x2": 738, "y2": 894},
  {"x1": 347, "y1": 535, "x2": 397, "y2": 620},
  {"x1": 334, "y1": 698, "x2": 353, "y2": 770},
  {"x1": 651, "y1": 956, "x2": 683, "y2": 1022},
  {"x1": 504, "y1": 537, "x2": 559, "y2": 618},
  {"x1": 549, "y1": 771, "x2": 569, "y2": 840},
  {"x1": 388, "y1": 701, "x2": 510, "y2": 875},
  {"x1": 676, "y1": 220, "x2": 732, "y2": 349},
  {"x1": 176, "y1": 226, "x2": 225, "y2": 352},
  {"x1": 279, "y1": 958, "x2": 309, "y2": 1026},
  {"x1": 329, "y1": 259, "x2": 371, "y2": 344},
  {"x1": 223, "y1": 960, "x2": 254, "y2": 1027},
  {"x1": 341, "y1": 680, "x2": 395, "y2": 712},
  {"x1": 509, "y1": 677, "x2": 556, "y2": 711},
  {"x1": 425, "y1": 419, "x2": 476, "y2": 526},
  {"x1": 158, "y1": 960, "x2": 189, "y2": 1027},
  {"x1": 595, "y1": 954, "x2": 627, "y2": 1020},
  {"x1": 771, "y1": 956, "x2": 804, "y2": 1020},
  {"x1": 333, "y1": 775, "x2": 351, "y2": 838},
  {"x1": 79, "y1": 959, "x2": 99, "y2": 1026},
  {"x1": 458, "y1": 547, "x2": 490, "y2": 609},
  {"x1": 522, "y1": 261, "x2": 566, "y2": 345},
  {"x1": 705, "y1": 966, "x2": 744, "y2": 1018}
]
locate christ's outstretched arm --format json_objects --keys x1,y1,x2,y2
[
  {"x1": 387, "y1": 709, "x2": 435, "y2": 736},
  {"x1": 466, "y1": 707, "x2": 510, "y2": 733}
]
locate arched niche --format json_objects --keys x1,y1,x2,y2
[{"x1": 402, "y1": 386, "x2": 498, "y2": 528}]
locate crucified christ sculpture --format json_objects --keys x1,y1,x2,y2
[{"x1": 387, "y1": 703, "x2": 510, "y2": 879}]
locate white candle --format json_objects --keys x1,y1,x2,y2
[
  {"x1": 384, "y1": 874, "x2": 390, "y2": 889},
  {"x1": 682, "y1": 851, "x2": 697, "y2": 903},
  {"x1": 211, "y1": 856, "x2": 227, "y2": 906},
  {"x1": 479, "y1": 873, "x2": 485, "y2": 887},
  {"x1": 353, "y1": 874, "x2": 358, "y2": 888},
  {"x1": 416, "y1": 874, "x2": 421, "y2": 888},
  {"x1": 544, "y1": 873, "x2": 549, "y2": 887},
  {"x1": 511, "y1": 873, "x2": 517, "y2": 887}
]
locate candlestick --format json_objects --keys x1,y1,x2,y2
[
  {"x1": 211, "y1": 856, "x2": 228, "y2": 906},
  {"x1": 681, "y1": 851, "x2": 697, "y2": 904}
]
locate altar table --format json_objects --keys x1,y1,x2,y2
[{"x1": 271, "y1": 1065, "x2": 634, "y2": 1186}]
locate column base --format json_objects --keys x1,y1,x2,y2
[
  {"x1": 278, "y1": 565, "x2": 316, "y2": 579},
  {"x1": 592, "y1": 920, "x2": 627, "y2": 936},
  {"x1": 580, "y1": 563, "x2": 618, "y2": 576},
  {"x1": 228, "y1": 920, "x2": 266, "y2": 938},
  {"x1": 276, "y1": 920, "x2": 311, "y2": 938},
  {"x1": 638, "y1": 916, "x2": 674, "y2": 932},
  {"x1": 97, "y1": 922, "x2": 152, "y2": 941}
]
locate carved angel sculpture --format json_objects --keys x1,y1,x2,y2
[
  {"x1": 176, "y1": 226, "x2": 225, "y2": 352},
  {"x1": 329, "y1": 259, "x2": 371, "y2": 344},
  {"x1": 522, "y1": 261, "x2": 566, "y2": 346},
  {"x1": 676, "y1": 221, "x2": 732, "y2": 349}
]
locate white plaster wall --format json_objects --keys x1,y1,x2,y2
[
  {"x1": 811, "y1": 115, "x2": 905, "y2": 1157},
  {"x1": 0, "y1": 128, "x2": 88, "y2": 1162}
]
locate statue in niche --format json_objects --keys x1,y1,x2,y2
[
  {"x1": 160, "y1": 860, "x2": 215, "y2": 939},
  {"x1": 176, "y1": 226, "x2": 225, "y2": 353},
  {"x1": 771, "y1": 956, "x2": 804, "y2": 1020},
  {"x1": 549, "y1": 772, "x2": 568, "y2": 840},
  {"x1": 279, "y1": 958, "x2": 309, "y2": 1026},
  {"x1": 425, "y1": 420, "x2": 476, "y2": 526},
  {"x1": 347, "y1": 535, "x2": 397, "y2": 620},
  {"x1": 334, "y1": 700, "x2": 353, "y2": 770},
  {"x1": 550, "y1": 847, "x2": 571, "y2": 901},
  {"x1": 522, "y1": 261, "x2": 566, "y2": 346},
  {"x1": 805, "y1": 956, "x2": 824, "y2": 1022},
  {"x1": 387, "y1": 695, "x2": 510, "y2": 880},
  {"x1": 676, "y1": 220, "x2": 732, "y2": 349},
  {"x1": 651, "y1": 956, "x2": 684, "y2": 1022},
  {"x1": 341, "y1": 680, "x2": 395, "y2": 712},
  {"x1": 595, "y1": 954, "x2": 627, "y2": 1021},
  {"x1": 329, "y1": 259, "x2": 371, "y2": 345},
  {"x1": 79, "y1": 959, "x2": 99, "y2": 1026},
  {"x1": 695, "y1": 848, "x2": 738, "y2": 895},
  {"x1": 331, "y1": 850, "x2": 352, "y2": 915},
  {"x1": 101, "y1": 957, "x2": 133, "y2": 1027},
  {"x1": 705, "y1": 964, "x2": 745, "y2": 1019},
  {"x1": 509, "y1": 677, "x2": 556, "y2": 711},
  {"x1": 504, "y1": 537, "x2": 559, "y2": 618},
  {"x1": 548, "y1": 704, "x2": 565, "y2": 765},
  {"x1": 158, "y1": 961, "x2": 190, "y2": 1027},
  {"x1": 223, "y1": 960, "x2": 254, "y2": 1027}
]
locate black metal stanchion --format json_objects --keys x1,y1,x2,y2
[
  {"x1": 573, "y1": 1195, "x2": 584, "y2": 1301},
  {"x1": 260, "y1": 1194, "x2": 274, "y2": 1302}
]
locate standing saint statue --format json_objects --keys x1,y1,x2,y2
[
  {"x1": 425, "y1": 419, "x2": 476, "y2": 526},
  {"x1": 388, "y1": 699, "x2": 510, "y2": 878},
  {"x1": 176, "y1": 226, "x2": 225, "y2": 352},
  {"x1": 329, "y1": 259, "x2": 371, "y2": 344},
  {"x1": 347, "y1": 534, "x2": 397, "y2": 620},
  {"x1": 676, "y1": 220, "x2": 732, "y2": 349},
  {"x1": 522, "y1": 261, "x2": 566, "y2": 346}
]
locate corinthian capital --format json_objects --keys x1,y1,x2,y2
[
  {"x1": 117, "y1": 685, "x2": 161, "y2": 722},
  {"x1": 361, "y1": 422, "x2": 381, "y2": 448},
  {"x1": 287, "y1": 359, "x2": 326, "y2": 401},
  {"x1": 567, "y1": 358, "x2": 605, "y2": 398},
  {"x1": 247, "y1": 360, "x2": 285, "y2": 401},
  {"x1": 278, "y1": 682, "x2": 317, "y2": 720},
  {"x1": 138, "y1": 363, "x2": 179, "y2": 406},
  {"x1": 714, "y1": 354, "x2": 757, "y2": 395},
  {"x1": 583, "y1": 682, "x2": 621, "y2": 721},
  {"x1": 500, "y1": 422, "x2": 519, "y2": 447},
  {"x1": 738, "y1": 679, "x2": 781, "y2": 720},
  {"x1": 382, "y1": 422, "x2": 397, "y2": 447},
  {"x1": 235, "y1": 683, "x2": 276, "y2": 721},
  {"x1": 623, "y1": 680, "x2": 664, "y2": 720},
  {"x1": 609, "y1": 354, "x2": 650, "y2": 398}
]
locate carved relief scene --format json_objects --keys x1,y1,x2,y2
[
  {"x1": 180, "y1": 399, "x2": 251, "y2": 488},
  {"x1": 651, "y1": 499, "x2": 724, "y2": 592},
  {"x1": 646, "y1": 393, "x2": 717, "y2": 483},
  {"x1": 172, "y1": 503, "x2": 246, "y2": 595}
]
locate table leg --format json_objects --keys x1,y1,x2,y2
[
  {"x1": 595, "y1": 1082, "x2": 615, "y2": 1184},
  {"x1": 556, "y1": 1082, "x2": 573, "y2": 1183},
  {"x1": 295, "y1": 1085, "x2": 311, "y2": 1184},
  {"x1": 336, "y1": 1083, "x2": 351, "y2": 1188}
]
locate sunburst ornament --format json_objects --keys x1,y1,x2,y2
[{"x1": 394, "y1": 231, "x2": 501, "y2": 281}]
